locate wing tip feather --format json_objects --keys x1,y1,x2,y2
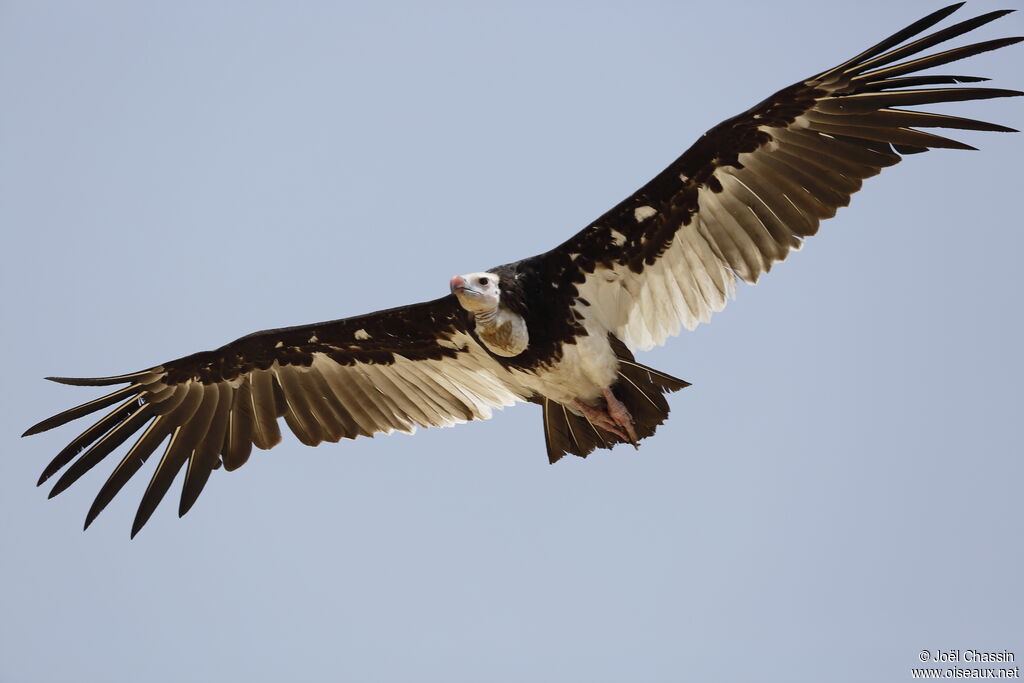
[
  {"x1": 44, "y1": 369, "x2": 160, "y2": 387},
  {"x1": 46, "y1": 375, "x2": 116, "y2": 386},
  {"x1": 22, "y1": 423, "x2": 46, "y2": 438},
  {"x1": 84, "y1": 505, "x2": 104, "y2": 532},
  {"x1": 130, "y1": 516, "x2": 146, "y2": 539}
]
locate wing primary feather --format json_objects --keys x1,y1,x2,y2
[
  {"x1": 816, "y1": 87, "x2": 1023, "y2": 114},
  {"x1": 23, "y1": 383, "x2": 145, "y2": 436},
  {"x1": 145, "y1": 382, "x2": 191, "y2": 417},
  {"x1": 853, "y1": 36, "x2": 1024, "y2": 83},
  {"x1": 47, "y1": 403, "x2": 155, "y2": 499},
  {"x1": 82, "y1": 414, "x2": 175, "y2": 530},
  {"x1": 37, "y1": 396, "x2": 141, "y2": 486},
  {"x1": 82, "y1": 382, "x2": 204, "y2": 531},
  {"x1": 126, "y1": 383, "x2": 207, "y2": 534},
  {"x1": 857, "y1": 74, "x2": 988, "y2": 92},
  {"x1": 810, "y1": 107, "x2": 1016, "y2": 133},
  {"x1": 130, "y1": 426, "x2": 188, "y2": 538},
  {"x1": 179, "y1": 383, "x2": 232, "y2": 518},
  {"x1": 813, "y1": 3, "x2": 966, "y2": 82},
  {"x1": 43, "y1": 369, "x2": 160, "y2": 387},
  {"x1": 144, "y1": 383, "x2": 177, "y2": 405},
  {"x1": 806, "y1": 119, "x2": 978, "y2": 150},
  {"x1": 223, "y1": 379, "x2": 255, "y2": 471},
  {"x1": 162, "y1": 385, "x2": 217, "y2": 517}
]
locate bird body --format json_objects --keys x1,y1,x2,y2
[{"x1": 23, "y1": 3, "x2": 1023, "y2": 536}]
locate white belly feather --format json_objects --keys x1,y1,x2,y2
[{"x1": 508, "y1": 312, "x2": 618, "y2": 407}]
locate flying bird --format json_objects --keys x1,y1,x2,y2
[{"x1": 24, "y1": 4, "x2": 1022, "y2": 537}]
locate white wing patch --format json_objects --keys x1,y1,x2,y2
[
  {"x1": 303, "y1": 332, "x2": 526, "y2": 435},
  {"x1": 633, "y1": 205, "x2": 657, "y2": 222},
  {"x1": 573, "y1": 112, "x2": 896, "y2": 352},
  {"x1": 576, "y1": 216, "x2": 735, "y2": 352}
]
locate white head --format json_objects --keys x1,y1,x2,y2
[{"x1": 449, "y1": 271, "x2": 500, "y2": 314}]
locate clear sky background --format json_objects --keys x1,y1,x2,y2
[{"x1": 2, "y1": 2, "x2": 1022, "y2": 682}]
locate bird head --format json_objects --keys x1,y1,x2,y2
[{"x1": 450, "y1": 271, "x2": 500, "y2": 314}]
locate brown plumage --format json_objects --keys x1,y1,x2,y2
[{"x1": 23, "y1": 4, "x2": 1022, "y2": 536}]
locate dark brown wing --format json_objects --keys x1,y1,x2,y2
[
  {"x1": 23, "y1": 296, "x2": 525, "y2": 537},
  {"x1": 518, "y1": 4, "x2": 1022, "y2": 351}
]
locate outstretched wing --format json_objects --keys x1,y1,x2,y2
[
  {"x1": 23, "y1": 296, "x2": 524, "y2": 537},
  {"x1": 522, "y1": 3, "x2": 1022, "y2": 352}
]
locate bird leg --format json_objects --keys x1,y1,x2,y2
[
  {"x1": 572, "y1": 399, "x2": 629, "y2": 441},
  {"x1": 602, "y1": 387, "x2": 639, "y2": 448},
  {"x1": 571, "y1": 388, "x2": 639, "y2": 447}
]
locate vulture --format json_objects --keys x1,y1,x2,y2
[{"x1": 24, "y1": 4, "x2": 1022, "y2": 537}]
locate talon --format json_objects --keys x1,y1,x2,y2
[
  {"x1": 572, "y1": 399, "x2": 628, "y2": 441},
  {"x1": 602, "y1": 387, "x2": 639, "y2": 445},
  {"x1": 572, "y1": 389, "x2": 640, "y2": 446}
]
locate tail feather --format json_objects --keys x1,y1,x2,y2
[
  {"x1": 541, "y1": 335, "x2": 690, "y2": 464},
  {"x1": 540, "y1": 399, "x2": 613, "y2": 464}
]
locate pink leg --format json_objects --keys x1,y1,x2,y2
[
  {"x1": 572, "y1": 399, "x2": 629, "y2": 441},
  {"x1": 602, "y1": 387, "x2": 639, "y2": 446}
]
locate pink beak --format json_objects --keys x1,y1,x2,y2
[{"x1": 450, "y1": 275, "x2": 466, "y2": 293}]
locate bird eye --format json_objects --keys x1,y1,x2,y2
[{"x1": 478, "y1": 277, "x2": 489, "y2": 286}]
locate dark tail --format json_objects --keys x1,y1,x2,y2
[{"x1": 539, "y1": 335, "x2": 690, "y2": 464}]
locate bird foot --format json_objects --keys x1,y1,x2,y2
[
  {"x1": 602, "y1": 387, "x2": 639, "y2": 448},
  {"x1": 572, "y1": 398, "x2": 629, "y2": 441},
  {"x1": 572, "y1": 388, "x2": 639, "y2": 447}
]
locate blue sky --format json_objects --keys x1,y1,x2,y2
[{"x1": 2, "y1": 2, "x2": 1022, "y2": 682}]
